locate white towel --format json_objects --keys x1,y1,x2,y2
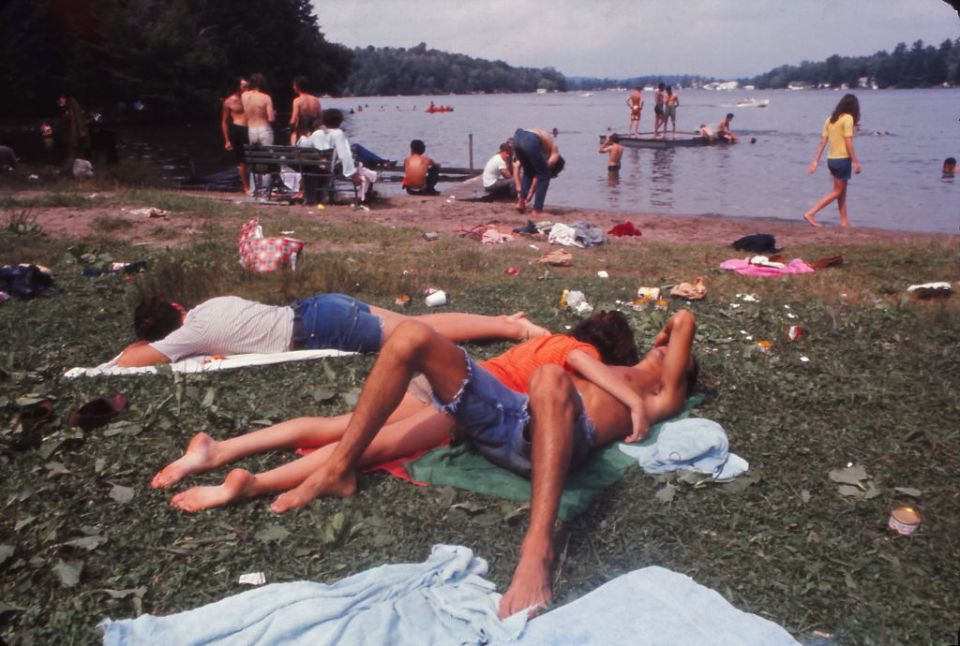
[
  {"x1": 619, "y1": 417, "x2": 748, "y2": 480},
  {"x1": 511, "y1": 566, "x2": 797, "y2": 645},
  {"x1": 65, "y1": 349, "x2": 355, "y2": 378}
]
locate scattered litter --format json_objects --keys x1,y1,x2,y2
[
  {"x1": 528, "y1": 244, "x2": 540, "y2": 251},
  {"x1": 425, "y1": 290, "x2": 447, "y2": 307},
  {"x1": 736, "y1": 293, "x2": 759, "y2": 302},
  {"x1": 28, "y1": 174, "x2": 40, "y2": 181},
  {"x1": 597, "y1": 270, "x2": 609, "y2": 279},
  {"x1": 786, "y1": 312, "x2": 797, "y2": 319},
  {"x1": 481, "y1": 227, "x2": 513, "y2": 244},
  {"x1": 394, "y1": 295, "x2": 410, "y2": 306},
  {"x1": 607, "y1": 222, "x2": 642, "y2": 237},
  {"x1": 800, "y1": 356, "x2": 810, "y2": 362},
  {"x1": 538, "y1": 249, "x2": 573, "y2": 267},
  {"x1": 637, "y1": 287, "x2": 660, "y2": 301},
  {"x1": 755, "y1": 340, "x2": 772, "y2": 353},
  {"x1": 787, "y1": 325, "x2": 803, "y2": 341},
  {"x1": 670, "y1": 277, "x2": 707, "y2": 300},
  {"x1": 281, "y1": 230, "x2": 296, "y2": 235},
  {"x1": 422, "y1": 231, "x2": 439, "y2": 241},
  {"x1": 654, "y1": 299, "x2": 668, "y2": 311},
  {"x1": 888, "y1": 507, "x2": 920, "y2": 536},
  {"x1": 749, "y1": 255, "x2": 785, "y2": 269},
  {"x1": 129, "y1": 207, "x2": 168, "y2": 218},
  {"x1": 504, "y1": 267, "x2": 521, "y2": 276},
  {"x1": 315, "y1": 204, "x2": 325, "y2": 211},
  {"x1": 238, "y1": 572, "x2": 266, "y2": 586},
  {"x1": 906, "y1": 282, "x2": 953, "y2": 299},
  {"x1": 72, "y1": 158, "x2": 94, "y2": 178},
  {"x1": 561, "y1": 289, "x2": 593, "y2": 315}
]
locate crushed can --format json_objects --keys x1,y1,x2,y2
[
  {"x1": 788, "y1": 325, "x2": 804, "y2": 341},
  {"x1": 888, "y1": 507, "x2": 920, "y2": 535}
]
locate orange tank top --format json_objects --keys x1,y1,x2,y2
[{"x1": 480, "y1": 335, "x2": 600, "y2": 393}]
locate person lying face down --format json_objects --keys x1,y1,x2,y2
[
  {"x1": 116, "y1": 294, "x2": 549, "y2": 367},
  {"x1": 208, "y1": 308, "x2": 697, "y2": 620}
]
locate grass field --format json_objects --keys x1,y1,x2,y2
[{"x1": 1, "y1": 188, "x2": 958, "y2": 644}]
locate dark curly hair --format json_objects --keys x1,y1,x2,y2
[
  {"x1": 569, "y1": 310, "x2": 639, "y2": 366},
  {"x1": 133, "y1": 297, "x2": 182, "y2": 341},
  {"x1": 831, "y1": 93, "x2": 860, "y2": 126}
]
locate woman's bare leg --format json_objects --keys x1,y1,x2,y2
[
  {"x1": 151, "y1": 391, "x2": 430, "y2": 489},
  {"x1": 837, "y1": 181, "x2": 850, "y2": 226},
  {"x1": 370, "y1": 306, "x2": 549, "y2": 343},
  {"x1": 168, "y1": 407, "x2": 454, "y2": 511},
  {"x1": 803, "y1": 177, "x2": 844, "y2": 227}
]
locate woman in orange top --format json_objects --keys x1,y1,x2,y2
[
  {"x1": 804, "y1": 94, "x2": 862, "y2": 227},
  {"x1": 152, "y1": 312, "x2": 639, "y2": 511}
]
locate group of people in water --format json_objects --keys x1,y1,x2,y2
[{"x1": 115, "y1": 291, "x2": 698, "y2": 618}]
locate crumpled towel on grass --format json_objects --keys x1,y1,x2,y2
[
  {"x1": 719, "y1": 257, "x2": 814, "y2": 277},
  {"x1": 510, "y1": 566, "x2": 797, "y2": 645},
  {"x1": 64, "y1": 348, "x2": 355, "y2": 378},
  {"x1": 407, "y1": 395, "x2": 704, "y2": 520},
  {"x1": 99, "y1": 544, "x2": 525, "y2": 646},
  {"x1": 618, "y1": 417, "x2": 748, "y2": 480}
]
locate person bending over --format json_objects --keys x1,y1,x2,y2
[
  {"x1": 116, "y1": 294, "x2": 549, "y2": 367},
  {"x1": 402, "y1": 139, "x2": 441, "y2": 195},
  {"x1": 512, "y1": 128, "x2": 564, "y2": 214},
  {"x1": 220, "y1": 310, "x2": 696, "y2": 619}
]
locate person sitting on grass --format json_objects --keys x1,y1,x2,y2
[
  {"x1": 402, "y1": 139, "x2": 441, "y2": 195},
  {"x1": 298, "y1": 108, "x2": 378, "y2": 203},
  {"x1": 151, "y1": 308, "x2": 698, "y2": 619},
  {"x1": 116, "y1": 294, "x2": 549, "y2": 368}
]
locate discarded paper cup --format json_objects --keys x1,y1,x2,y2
[
  {"x1": 788, "y1": 325, "x2": 804, "y2": 341},
  {"x1": 888, "y1": 507, "x2": 920, "y2": 535},
  {"x1": 425, "y1": 290, "x2": 447, "y2": 307},
  {"x1": 756, "y1": 340, "x2": 773, "y2": 353}
]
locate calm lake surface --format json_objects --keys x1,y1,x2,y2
[{"x1": 10, "y1": 89, "x2": 960, "y2": 233}]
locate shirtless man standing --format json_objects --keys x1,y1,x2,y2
[
  {"x1": 221, "y1": 77, "x2": 249, "y2": 194},
  {"x1": 242, "y1": 73, "x2": 277, "y2": 194},
  {"x1": 289, "y1": 76, "x2": 321, "y2": 145},
  {"x1": 626, "y1": 87, "x2": 643, "y2": 135},
  {"x1": 267, "y1": 309, "x2": 698, "y2": 619}
]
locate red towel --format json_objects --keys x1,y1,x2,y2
[{"x1": 607, "y1": 222, "x2": 642, "y2": 237}]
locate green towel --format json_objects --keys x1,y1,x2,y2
[{"x1": 407, "y1": 394, "x2": 705, "y2": 520}]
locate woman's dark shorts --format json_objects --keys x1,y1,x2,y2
[{"x1": 827, "y1": 158, "x2": 852, "y2": 181}]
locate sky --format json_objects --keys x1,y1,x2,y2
[{"x1": 313, "y1": 0, "x2": 960, "y2": 78}]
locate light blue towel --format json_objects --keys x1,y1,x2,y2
[
  {"x1": 618, "y1": 417, "x2": 748, "y2": 480},
  {"x1": 99, "y1": 544, "x2": 525, "y2": 646},
  {"x1": 510, "y1": 566, "x2": 798, "y2": 645}
]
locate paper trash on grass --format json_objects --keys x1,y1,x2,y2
[
  {"x1": 238, "y1": 572, "x2": 266, "y2": 586},
  {"x1": 905, "y1": 282, "x2": 953, "y2": 298},
  {"x1": 561, "y1": 289, "x2": 593, "y2": 315}
]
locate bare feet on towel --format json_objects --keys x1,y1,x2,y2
[
  {"x1": 170, "y1": 468, "x2": 255, "y2": 512},
  {"x1": 498, "y1": 550, "x2": 553, "y2": 619},
  {"x1": 152, "y1": 432, "x2": 220, "y2": 488},
  {"x1": 270, "y1": 468, "x2": 357, "y2": 513}
]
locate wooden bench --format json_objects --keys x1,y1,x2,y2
[{"x1": 242, "y1": 144, "x2": 358, "y2": 204}]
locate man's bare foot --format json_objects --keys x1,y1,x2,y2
[
  {"x1": 498, "y1": 553, "x2": 553, "y2": 619},
  {"x1": 803, "y1": 213, "x2": 822, "y2": 227},
  {"x1": 506, "y1": 312, "x2": 550, "y2": 339},
  {"x1": 840, "y1": 220, "x2": 851, "y2": 227},
  {"x1": 270, "y1": 468, "x2": 357, "y2": 513},
  {"x1": 152, "y1": 432, "x2": 220, "y2": 489},
  {"x1": 169, "y1": 468, "x2": 255, "y2": 512}
]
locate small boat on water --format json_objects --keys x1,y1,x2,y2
[
  {"x1": 426, "y1": 105, "x2": 454, "y2": 113},
  {"x1": 736, "y1": 97, "x2": 770, "y2": 108},
  {"x1": 599, "y1": 133, "x2": 736, "y2": 149}
]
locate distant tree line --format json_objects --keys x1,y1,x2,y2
[
  {"x1": 341, "y1": 43, "x2": 567, "y2": 96},
  {"x1": 746, "y1": 38, "x2": 960, "y2": 89},
  {"x1": 566, "y1": 75, "x2": 713, "y2": 91},
  {"x1": 0, "y1": 0, "x2": 352, "y2": 121}
]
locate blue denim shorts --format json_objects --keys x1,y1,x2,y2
[
  {"x1": 434, "y1": 350, "x2": 597, "y2": 477},
  {"x1": 292, "y1": 294, "x2": 382, "y2": 353},
  {"x1": 827, "y1": 158, "x2": 852, "y2": 181}
]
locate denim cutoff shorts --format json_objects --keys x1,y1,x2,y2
[
  {"x1": 292, "y1": 294, "x2": 382, "y2": 353},
  {"x1": 827, "y1": 158, "x2": 852, "y2": 181},
  {"x1": 434, "y1": 349, "x2": 597, "y2": 478}
]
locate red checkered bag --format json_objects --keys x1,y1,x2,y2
[{"x1": 238, "y1": 218, "x2": 305, "y2": 272}]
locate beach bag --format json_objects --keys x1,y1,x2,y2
[
  {"x1": 238, "y1": 218, "x2": 305, "y2": 273},
  {"x1": 732, "y1": 233, "x2": 781, "y2": 253}
]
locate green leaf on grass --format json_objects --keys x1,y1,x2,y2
[
  {"x1": 893, "y1": 487, "x2": 922, "y2": 497},
  {"x1": 255, "y1": 525, "x2": 290, "y2": 543},
  {"x1": 110, "y1": 485, "x2": 135, "y2": 504},
  {"x1": 828, "y1": 464, "x2": 869, "y2": 486},
  {"x1": 63, "y1": 535, "x2": 108, "y2": 551},
  {"x1": 655, "y1": 483, "x2": 677, "y2": 503},
  {"x1": 0, "y1": 544, "x2": 14, "y2": 567}
]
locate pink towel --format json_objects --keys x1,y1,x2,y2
[{"x1": 719, "y1": 258, "x2": 814, "y2": 276}]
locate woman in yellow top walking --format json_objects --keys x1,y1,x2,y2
[{"x1": 803, "y1": 94, "x2": 861, "y2": 227}]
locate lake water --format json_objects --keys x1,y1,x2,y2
[{"x1": 7, "y1": 88, "x2": 959, "y2": 233}]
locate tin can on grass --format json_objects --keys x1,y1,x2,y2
[
  {"x1": 887, "y1": 506, "x2": 921, "y2": 535},
  {"x1": 756, "y1": 340, "x2": 773, "y2": 353},
  {"x1": 788, "y1": 325, "x2": 804, "y2": 341}
]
